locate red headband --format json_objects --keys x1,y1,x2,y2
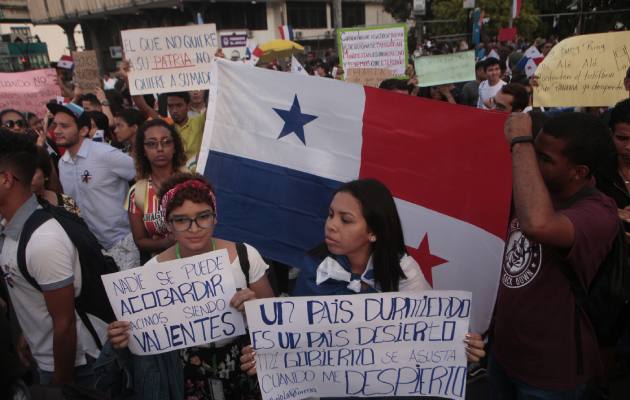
[{"x1": 160, "y1": 180, "x2": 217, "y2": 218}]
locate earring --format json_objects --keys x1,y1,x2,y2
[{"x1": 369, "y1": 236, "x2": 376, "y2": 242}]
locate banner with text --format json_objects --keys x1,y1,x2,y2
[
  {"x1": 246, "y1": 291, "x2": 471, "y2": 400},
  {"x1": 414, "y1": 51, "x2": 476, "y2": 87},
  {"x1": 0, "y1": 69, "x2": 60, "y2": 118},
  {"x1": 534, "y1": 31, "x2": 630, "y2": 107},
  {"x1": 102, "y1": 249, "x2": 246, "y2": 355},
  {"x1": 121, "y1": 23, "x2": 219, "y2": 95},
  {"x1": 338, "y1": 24, "x2": 408, "y2": 78},
  {"x1": 345, "y1": 68, "x2": 397, "y2": 87}
]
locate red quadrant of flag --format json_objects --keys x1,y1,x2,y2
[{"x1": 359, "y1": 87, "x2": 512, "y2": 240}]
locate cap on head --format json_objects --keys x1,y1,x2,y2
[{"x1": 46, "y1": 102, "x2": 85, "y2": 121}]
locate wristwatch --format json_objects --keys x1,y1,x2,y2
[{"x1": 101, "y1": 100, "x2": 110, "y2": 106}]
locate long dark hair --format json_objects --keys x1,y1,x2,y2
[
  {"x1": 334, "y1": 178, "x2": 407, "y2": 292},
  {"x1": 134, "y1": 119, "x2": 187, "y2": 179}
]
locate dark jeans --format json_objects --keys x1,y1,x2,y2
[
  {"x1": 37, "y1": 355, "x2": 97, "y2": 388},
  {"x1": 488, "y1": 352, "x2": 586, "y2": 400}
]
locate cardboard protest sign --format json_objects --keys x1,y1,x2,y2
[
  {"x1": 121, "y1": 23, "x2": 219, "y2": 95},
  {"x1": 345, "y1": 68, "x2": 397, "y2": 88},
  {"x1": 338, "y1": 24, "x2": 408, "y2": 78},
  {"x1": 102, "y1": 249, "x2": 246, "y2": 355},
  {"x1": 246, "y1": 291, "x2": 471, "y2": 400},
  {"x1": 534, "y1": 31, "x2": 630, "y2": 107},
  {"x1": 414, "y1": 51, "x2": 476, "y2": 87},
  {"x1": 72, "y1": 50, "x2": 100, "y2": 91},
  {"x1": 0, "y1": 69, "x2": 60, "y2": 118}
]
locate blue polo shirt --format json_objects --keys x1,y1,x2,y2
[{"x1": 59, "y1": 139, "x2": 135, "y2": 249}]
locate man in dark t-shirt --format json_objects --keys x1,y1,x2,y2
[{"x1": 490, "y1": 112, "x2": 618, "y2": 397}]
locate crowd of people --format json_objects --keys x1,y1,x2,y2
[{"x1": 0, "y1": 32, "x2": 630, "y2": 400}]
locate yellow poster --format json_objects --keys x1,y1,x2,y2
[{"x1": 533, "y1": 31, "x2": 630, "y2": 107}]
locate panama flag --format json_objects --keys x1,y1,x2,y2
[
  {"x1": 516, "y1": 45, "x2": 544, "y2": 77},
  {"x1": 278, "y1": 25, "x2": 294, "y2": 40},
  {"x1": 290, "y1": 55, "x2": 308, "y2": 75},
  {"x1": 198, "y1": 60, "x2": 511, "y2": 333}
]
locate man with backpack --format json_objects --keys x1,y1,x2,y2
[
  {"x1": 0, "y1": 129, "x2": 109, "y2": 386},
  {"x1": 490, "y1": 112, "x2": 621, "y2": 397}
]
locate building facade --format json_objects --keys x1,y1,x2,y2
[
  {"x1": 1, "y1": 0, "x2": 84, "y2": 71},
  {"x1": 27, "y1": 0, "x2": 396, "y2": 73}
]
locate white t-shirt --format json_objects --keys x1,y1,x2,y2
[
  {"x1": 147, "y1": 243, "x2": 269, "y2": 288},
  {"x1": 477, "y1": 79, "x2": 507, "y2": 109},
  {"x1": 0, "y1": 219, "x2": 107, "y2": 371}
]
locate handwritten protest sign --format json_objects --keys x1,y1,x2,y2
[
  {"x1": 345, "y1": 68, "x2": 397, "y2": 88},
  {"x1": 338, "y1": 24, "x2": 408, "y2": 77},
  {"x1": 102, "y1": 249, "x2": 246, "y2": 355},
  {"x1": 534, "y1": 31, "x2": 630, "y2": 107},
  {"x1": 414, "y1": 51, "x2": 476, "y2": 87},
  {"x1": 121, "y1": 24, "x2": 218, "y2": 95},
  {"x1": 246, "y1": 291, "x2": 471, "y2": 400},
  {"x1": 0, "y1": 69, "x2": 60, "y2": 118},
  {"x1": 72, "y1": 50, "x2": 101, "y2": 91}
]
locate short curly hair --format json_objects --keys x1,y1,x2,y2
[
  {"x1": 158, "y1": 172, "x2": 216, "y2": 219},
  {"x1": 134, "y1": 119, "x2": 187, "y2": 179}
]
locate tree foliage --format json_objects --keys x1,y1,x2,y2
[
  {"x1": 383, "y1": 0, "x2": 412, "y2": 22},
  {"x1": 431, "y1": 0, "x2": 540, "y2": 39}
]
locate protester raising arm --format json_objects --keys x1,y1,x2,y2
[
  {"x1": 504, "y1": 113, "x2": 576, "y2": 248},
  {"x1": 94, "y1": 87, "x2": 115, "y2": 128}
]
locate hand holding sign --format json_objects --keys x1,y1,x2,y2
[
  {"x1": 245, "y1": 291, "x2": 473, "y2": 400},
  {"x1": 101, "y1": 249, "x2": 246, "y2": 355}
]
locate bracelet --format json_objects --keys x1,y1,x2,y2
[
  {"x1": 101, "y1": 100, "x2": 110, "y2": 106},
  {"x1": 510, "y1": 136, "x2": 534, "y2": 150}
]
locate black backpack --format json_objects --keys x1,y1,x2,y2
[
  {"x1": 558, "y1": 188, "x2": 630, "y2": 374},
  {"x1": 17, "y1": 200, "x2": 119, "y2": 349}
]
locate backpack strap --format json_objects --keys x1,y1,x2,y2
[
  {"x1": 133, "y1": 179, "x2": 148, "y2": 213},
  {"x1": 16, "y1": 207, "x2": 104, "y2": 350},
  {"x1": 236, "y1": 243, "x2": 250, "y2": 287},
  {"x1": 77, "y1": 309, "x2": 104, "y2": 349},
  {"x1": 17, "y1": 209, "x2": 52, "y2": 292}
]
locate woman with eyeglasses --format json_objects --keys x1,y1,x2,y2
[
  {"x1": 109, "y1": 172, "x2": 275, "y2": 400},
  {"x1": 125, "y1": 119, "x2": 187, "y2": 260},
  {"x1": 2, "y1": 109, "x2": 61, "y2": 164},
  {"x1": 0, "y1": 109, "x2": 27, "y2": 134}
]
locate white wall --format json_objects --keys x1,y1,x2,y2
[
  {"x1": 0, "y1": 23, "x2": 84, "y2": 62},
  {"x1": 365, "y1": 3, "x2": 396, "y2": 26}
]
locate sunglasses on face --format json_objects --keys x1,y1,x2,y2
[{"x1": 3, "y1": 120, "x2": 26, "y2": 129}]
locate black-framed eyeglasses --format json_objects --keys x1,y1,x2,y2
[
  {"x1": 168, "y1": 211, "x2": 215, "y2": 232},
  {"x1": 144, "y1": 139, "x2": 174, "y2": 150},
  {"x1": 2, "y1": 120, "x2": 26, "y2": 129}
]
